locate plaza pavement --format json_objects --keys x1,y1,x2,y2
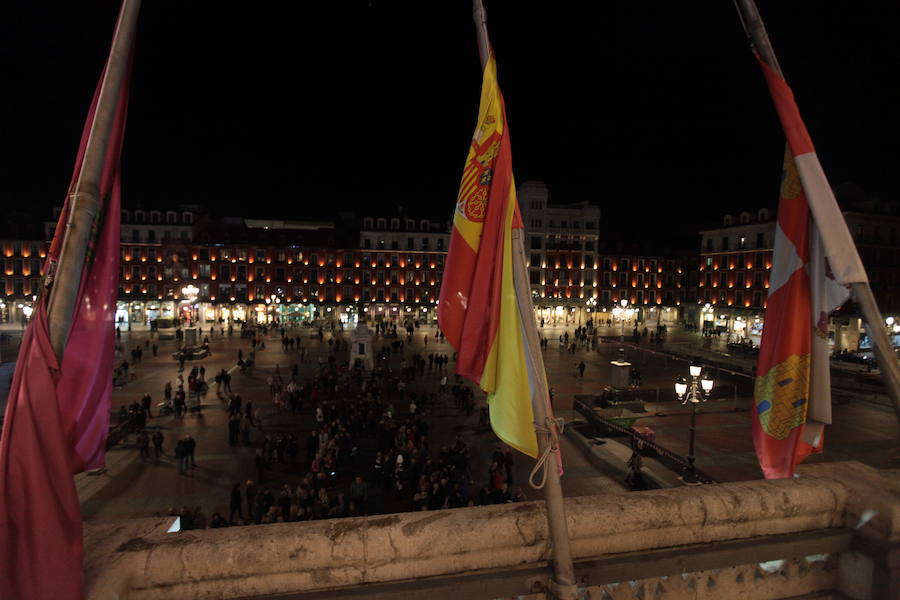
[
  {"x1": 76, "y1": 323, "x2": 626, "y2": 523},
  {"x1": 538, "y1": 322, "x2": 899, "y2": 482},
  {"x1": 4, "y1": 318, "x2": 896, "y2": 522}
]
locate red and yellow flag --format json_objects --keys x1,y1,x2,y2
[
  {"x1": 752, "y1": 57, "x2": 867, "y2": 478},
  {"x1": 438, "y1": 51, "x2": 538, "y2": 457}
]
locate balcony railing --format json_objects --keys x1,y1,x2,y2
[{"x1": 83, "y1": 461, "x2": 898, "y2": 599}]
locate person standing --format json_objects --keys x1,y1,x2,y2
[
  {"x1": 229, "y1": 482, "x2": 244, "y2": 524},
  {"x1": 228, "y1": 394, "x2": 242, "y2": 417},
  {"x1": 306, "y1": 430, "x2": 319, "y2": 461},
  {"x1": 174, "y1": 387, "x2": 186, "y2": 418},
  {"x1": 228, "y1": 414, "x2": 240, "y2": 446},
  {"x1": 174, "y1": 440, "x2": 186, "y2": 475},
  {"x1": 137, "y1": 430, "x2": 150, "y2": 461},
  {"x1": 240, "y1": 415, "x2": 251, "y2": 446},
  {"x1": 578, "y1": 361, "x2": 586, "y2": 379},
  {"x1": 193, "y1": 506, "x2": 207, "y2": 530},
  {"x1": 350, "y1": 476, "x2": 368, "y2": 514},
  {"x1": 141, "y1": 392, "x2": 153, "y2": 418},
  {"x1": 255, "y1": 449, "x2": 266, "y2": 484},
  {"x1": 245, "y1": 480, "x2": 258, "y2": 515},
  {"x1": 184, "y1": 434, "x2": 197, "y2": 469},
  {"x1": 151, "y1": 429, "x2": 164, "y2": 458}
]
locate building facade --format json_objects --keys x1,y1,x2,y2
[
  {"x1": 593, "y1": 253, "x2": 691, "y2": 329},
  {"x1": 698, "y1": 192, "x2": 900, "y2": 350},
  {"x1": 519, "y1": 181, "x2": 601, "y2": 325},
  {"x1": 111, "y1": 210, "x2": 449, "y2": 330},
  {"x1": 519, "y1": 180, "x2": 689, "y2": 327},
  {"x1": 698, "y1": 208, "x2": 775, "y2": 344},
  {"x1": 0, "y1": 239, "x2": 47, "y2": 326}
]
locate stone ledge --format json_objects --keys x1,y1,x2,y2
[
  {"x1": 796, "y1": 461, "x2": 900, "y2": 543},
  {"x1": 83, "y1": 460, "x2": 897, "y2": 600}
]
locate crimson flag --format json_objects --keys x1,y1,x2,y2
[{"x1": 0, "y1": 9, "x2": 133, "y2": 598}]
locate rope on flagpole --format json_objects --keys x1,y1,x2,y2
[{"x1": 529, "y1": 416, "x2": 565, "y2": 490}]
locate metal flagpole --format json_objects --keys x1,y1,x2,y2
[
  {"x1": 511, "y1": 230, "x2": 578, "y2": 599},
  {"x1": 471, "y1": 2, "x2": 578, "y2": 597},
  {"x1": 733, "y1": 0, "x2": 900, "y2": 425},
  {"x1": 46, "y1": 0, "x2": 142, "y2": 360}
]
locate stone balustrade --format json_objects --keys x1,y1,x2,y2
[{"x1": 83, "y1": 461, "x2": 900, "y2": 599}]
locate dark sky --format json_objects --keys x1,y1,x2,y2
[{"x1": 2, "y1": 1, "x2": 899, "y2": 245}]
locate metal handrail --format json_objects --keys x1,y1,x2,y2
[{"x1": 575, "y1": 398, "x2": 718, "y2": 485}]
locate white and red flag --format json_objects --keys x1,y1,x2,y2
[
  {"x1": 752, "y1": 57, "x2": 868, "y2": 479},
  {"x1": 0, "y1": 10, "x2": 133, "y2": 599}
]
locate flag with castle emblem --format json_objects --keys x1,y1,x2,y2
[
  {"x1": 438, "y1": 49, "x2": 539, "y2": 458},
  {"x1": 752, "y1": 57, "x2": 868, "y2": 479}
]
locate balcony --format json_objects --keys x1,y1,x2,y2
[{"x1": 84, "y1": 461, "x2": 898, "y2": 599}]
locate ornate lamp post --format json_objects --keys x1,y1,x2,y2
[
  {"x1": 886, "y1": 317, "x2": 900, "y2": 348},
  {"x1": 674, "y1": 361, "x2": 714, "y2": 484},
  {"x1": 612, "y1": 298, "x2": 633, "y2": 342},
  {"x1": 181, "y1": 284, "x2": 199, "y2": 326}
]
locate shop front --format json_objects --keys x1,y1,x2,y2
[
  {"x1": 748, "y1": 316, "x2": 764, "y2": 344},
  {"x1": 653, "y1": 306, "x2": 680, "y2": 326},
  {"x1": 145, "y1": 302, "x2": 161, "y2": 324},
  {"x1": 339, "y1": 305, "x2": 360, "y2": 327},
  {"x1": 416, "y1": 304, "x2": 436, "y2": 325},
  {"x1": 4, "y1": 299, "x2": 36, "y2": 327},
  {"x1": 115, "y1": 301, "x2": 129, "y2": 326},
  {"x1": 252, "y1": 304, "x2": 274, "y2": 324},
  {"x1": 282, "y1": 303, "x2": 317, "y2": 325},
  {"x1": 116, "y1": 300, "x2": 170, "y2": 328}
]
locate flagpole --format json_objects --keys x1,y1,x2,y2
[
  {"x1": 511, "y1": 230, "x2": 578, "y2": 599},
  {"x1": 733, "y1": 0, "x2": 900, "y2": 425},
  {"x1": 471, "y1": 3, "x2": 577, "y2": 598},
  {"x1": 46, "y1": 0, "x2": 142, "y2": 360}
]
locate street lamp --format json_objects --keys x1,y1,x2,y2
[
  {"x1": 885, "y1": 317, "x2": 900, "y2": 348},
  {"x1": 674, "y1": 361, "x2": 714, "y2": 484},
  {"x1": 181, "y1": 284, "x2": 199, "y2": 326},
  {"x1": 612, "y1": 298, "x2": 633, "y2": 342}
]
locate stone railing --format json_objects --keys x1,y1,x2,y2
[{"x1": 84, "y1": 461, "x2": 900, "y2": 600}]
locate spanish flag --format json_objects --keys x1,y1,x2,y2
[
  {"x1": 438, "y1": 50, "x2": 539, "y2": 458},
  {"x1": 752, "y1": 57, "x2": 868, "y2": 479}
]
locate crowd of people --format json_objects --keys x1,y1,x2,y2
[{"x1": 125, "y1": 320, "x2": 528, "y2": 531}]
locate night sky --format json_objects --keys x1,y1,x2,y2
[{"x1": 2, "y1": 1, "x2": 899, "y2": 246}]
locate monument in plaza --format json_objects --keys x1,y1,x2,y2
[
  {"x1": 609, "y1": 347, "x2": 631, "y2": 389},
  {"x1": 182, "y1": 326, "x2": 199, "y2": 349},
  {"x1": 349, "y1": 321, "x2": 374, "y2": 371}
]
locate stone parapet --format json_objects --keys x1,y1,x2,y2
[{"x1": 83, "y1": 461, "x2": 898, "y2": 599}]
